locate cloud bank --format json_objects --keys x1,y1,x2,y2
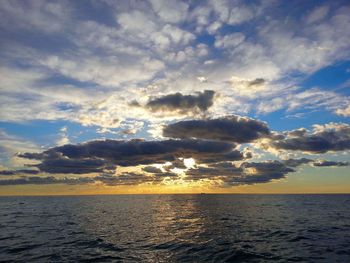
[
  {"x1": 1, "y1": 116, "x2": 347, "y2": 187},
  {"x1": 266, "y1": 123, "x2": 350, "y2": 154},
  {"x1": 163, "y1": 115, "x2": 270, "y2": 143}
]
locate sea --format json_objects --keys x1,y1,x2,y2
[{"x1": 0, "y1": 194, "x2": 349, "y2": 262}]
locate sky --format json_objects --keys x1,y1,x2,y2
[{"x1": 0, "y1": 0, "x2": 349, "y2": 195}]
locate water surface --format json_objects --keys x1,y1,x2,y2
[{"x1": 1, "y1": 194, "x2": 350, "y2": 262}]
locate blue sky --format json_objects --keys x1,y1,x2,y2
[{"x1": 0, "y1": 0, "x2": 349, "y2": 193}]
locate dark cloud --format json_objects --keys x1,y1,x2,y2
[
  {"x1": 120, "y1": 129, "x2": 137, "y2": 135},
  {"x1": 163, "y1": 115, "x2": 270, "y2": 143},
  {"x1": 142, "y1": 166, "x2": 163, "y2": 174},
  {"x1": 17, "y1": 152, "x2": 46, "y2": 160},
  {"x1": 145, "y1": 90, "x2": 215, "y2": 114},
  {"x1": 142, "y1": 166, "x2": 177, "y2": 177},
  {"x1": 0, "y1": 176, "x2": 94, "y2": 186},
  {"x1": 43, "y1": 139, "x2": 232, "y2": 161},
  {"x1": 10, "y1": 120, "x2": 349, "y2": 187},
  {"x1": 248, "y1": 78, "x2": 265, "y2": 87},
  {"x1": 186, "y1": 162, "x2": 241, "y2": 179},
  {"x1": 163, "y1": 158, "x2": 187, "y2": 170},
  {"x1": 282, "y1": 158, "x2": 313, "y2": 167},
  {"x1": 184, "y1": 157, "x2": 342, "y2": 186},
  {"x1": 233, "y1": 161, "x2": 294, "y2": 185},
  {"x1": 1, "y1": 157, "x2": 346, "y2": 186},
  {"x1": 36, "y1": 158, "x2": 113, "y2": 174},
  {"x1": 283, "y1": 158, "x2": 349, "y2": 167},
  {"x1": 0, "y1": 173, "x2": 163, "y2": 186},
  {"x1": 282, "y1": 158, "x2": 349, "y2": 168},
  {"x1": 196, "y1": 150, "x2": 246, "y2": 164},
  {"x1": 128, "y1": 100, "x2": 141, "y2": 107},
  {"x1": 313, "y1": 160, "x2": 349, "y2": 167},
  {"x1": 142, "y1": 166, "x2": 178, "y2": 177},
  {"x1": 93, "y1": 172, "x2": 163, "y2": 186},
  {"x1": 185, "y1": 160, "x2": 295, "y2": 185},
  {"x1": 0, "y1": 170, "x2": 16, "y2": 176},
  {"x1": 17, "y1": 139, "x2": 235, "y2": 175},
  {"x1": 267, "y1": 123, "x2": 350, "y2": 153},
  {"x1": 0, "y1": 169, "x2": 39, "y2": 176}
]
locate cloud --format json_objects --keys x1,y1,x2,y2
[
  {"x1": 0, "y1": 129, "x2": 39, "y2": 167},
  {"x1": 145, "y1": 90, "x2": 215, "y2": 115},
  {"x1": 93, "y1": 172, "x2": 164, "y2": 186},
  {"x1": 141, "y1": 166, "x2": 178, "y2": 177},
  {"x1": 35, "y1": 158, "x2": 113, "y2": 174},
  {"x1": 0, "y1": 0, "x2": 70, "y2": 33},
  {"x1": 142, "y1": 166, "x2": 163, "y2": 174},
  {"x1": 0, "y1": 169, "x2": 39, "y2": 176},
  {"x1": 185, "y1": 160, "x2": 295, "y2": 186},
  {"x1": 1, "y1": 155, "x2": 346, "y2": 186},
  {"x1": 185, "y1": 158, "x2": 350, "y2": 187},
  {"x1": 0, "y1": 1, "x2": 350, "y2": 191},
  {"x1": 282, "y1": 158, "x2": 348, "y2": 168},
  {"x1": 336, "y1": 105, "x2": 350, "y2": 117},
  {"x1": 163, "y1": 115, "x2": 270, "y2": 143},
  {"x1": 0, "y1": 176, "x2": 94, "y2": 186},
  {"x1": 149, "y1": 0, "x2": 189, "y2": 23},
  {"x1": 312, "y1": 160, "x2": 349, "y2": 167},
  {"x1": 285, "y1": 88, "x2": 349, "y2": 113},
  {"x1": 1, "y1": 1, "x2": 349, "y2": 129},
  {"x1": 18, "y1": 138, "x2": 235, "y2": 171},
  {"x1": 282, "y1": 158, "x2": 313, "y2": 167},
  {"x1": 306, "y1": 5, "x2": 329, "y2": 24},
  {"x1": 231, "y1": 161, "x2": 295, "y2": 185},
  {"x1": 0, "y1": 171, "x2": 172, "y2": 186},
  {"x1": 265, "y1": 123, "x2": 350, "y2": 154},
  {"x1": 2, "y1": 160, "x2": 295, "y2": 186},
  {"x1": 226, "y1": 76, "x2": 269, "y2": 98},
  {"x1": 196, "y1": 150, "x2": 246, "y2": 164},
  {"x1": 56, "y1": 126, "x2": 70, "y2": 146},
  {"x1": 185, "y1": 157, "x2": 345, "y2": 186},
  {"x1": 215, "y1": 33, "x2": 245, "y2": 49},
  {"x1": 40, "y1": 54, "x2": 165, "y2": 88}
]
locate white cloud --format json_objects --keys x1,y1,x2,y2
[
  {"x1": 0, "y1": 0, "x2": 71, "y2": 33},
  {"x1": 227, "y1": 5, "x2": 254, "y2": 25},
  {"x1": 56, "y1": 126, "x2": 70, "y2": 146},
  {"x1": 117, "y1": 10, "x2": 157, "y2": 36},
  {"x1": 40, "y1": 54, "x2": 164, "y2": 87},
  {"x1": 336, "y1": 105, "x2": 350, "y2": 117},
  {"x1": 257, "y1": 98, "x2": 284, "y2": 114},
  {"x1": 207, "y1": 21, "x2": 222, "y2": 34},
  {"x1": 286, "y1": 88, "x2": 348, "y2": 113},
  {"x1": 227, "y1": 76, "x2": 268, "y2": 98},
  {"x1": 149, "y1": 0, "x2": 189, "y2": 23},
  {"x1": 0, "y1": 130, "x2": 40, "y2": 168},
  {"x1": 306, "y1": 5, "x2": 329, "y2": 24},
  {"x1": 0, "y1": 0, "x2": 349, "y2": 136},
  {"x1": 215, "y1": 33, "x2": 245, "y2": 49}
]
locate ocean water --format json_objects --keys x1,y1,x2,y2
[{"x1": 0, "y1": 195, "x2": 350, "y2": 262}]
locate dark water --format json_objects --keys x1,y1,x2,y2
[{"x1": 0, "y1": 195, "x2": 350, "y2": 262}]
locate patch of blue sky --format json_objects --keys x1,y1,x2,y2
[
  {"x1": 300, "y1": 60, "x2": 350, "y2": 95},
  {"x1": 256, "y1": 108, "x2": 348, "y2": 133},
  {"x1": 0, "y1": 120, "x2": 97, "y2": 147},
  {"x1": 72, "y1": 1, "x2": 120, "y2": 26},
  {"x1": 196, "y1": 33, "x2": 215, "y2": 47},
  {"x1": 38, "y1": 74, "x2": 96, "y2": 89}
]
